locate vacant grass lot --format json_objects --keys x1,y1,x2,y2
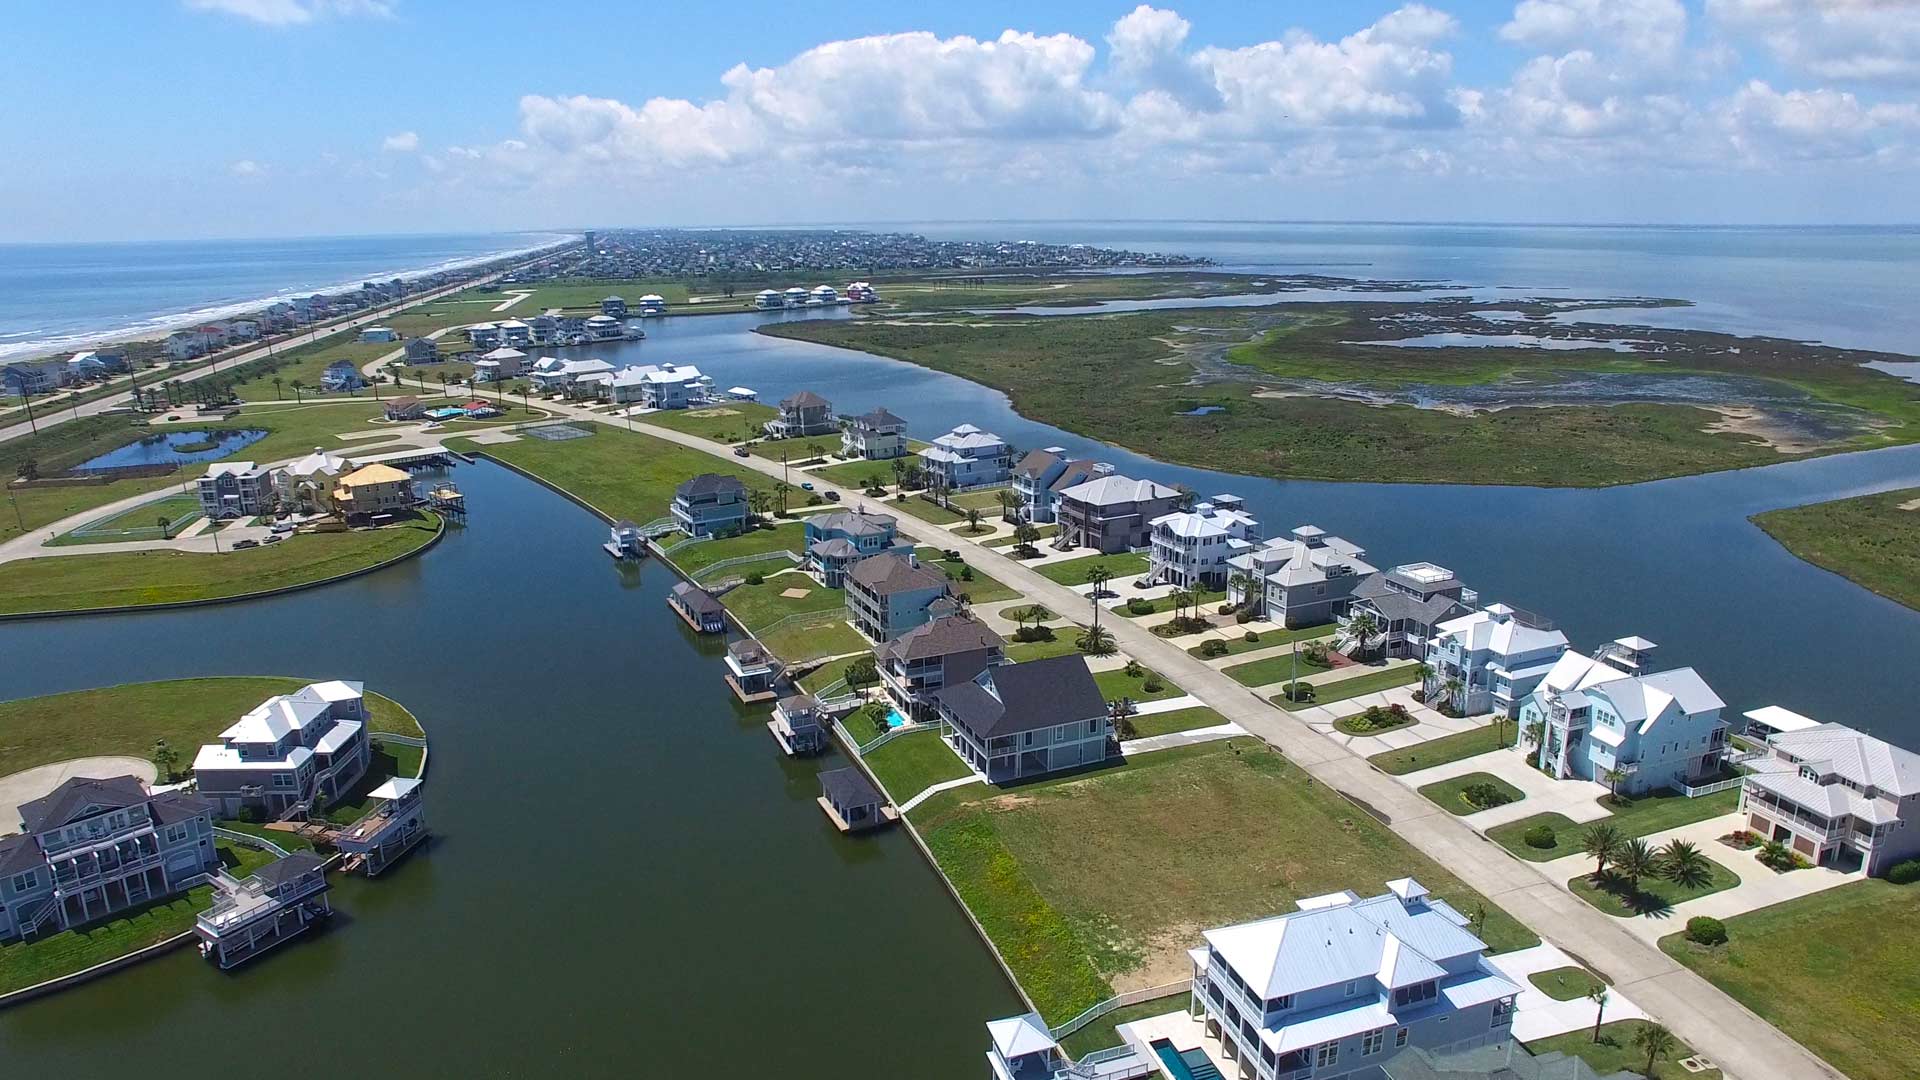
[
  {"x1": 1659, "y1": 880, "x2": 1918, "y2": 1080},
  {"x1": 810, "y1": 458, "x2": 903, "y2": 489},
  {"x1": 717, "y1": 577, "x2": 842, "y2": 630},
  {"x1": 1184, "y1": 623, "x2": 1334, "y2": 659},
  {"x1": 1486, "y1": 788, "x2": 1741, "y2": 862},
  {"x1": 1367, "y1": 725, "x2": 1510, "y2": 775},
  {"x1": 888, "y1": 494, "x2": 966, "y2": 525},
  {"x1": 0, "y1": 515, "x2": 439, "y2": 615},
  {"x1": 1094, "y1": 667, "x2": 1183, "y2": 703},
  {"x1": 1270, "y1": 666, "x2": 1419, "y2": 709},
  {"x1": 862, "y1": 730, "x2": 971, "y2": 802},
  {"x1": 986, "y1": 523, "x2": 1058, "y2": 548},
  {"x1": 0, "y1": 676, "x2": 422, "y2": 777},
  {"x1": 673, "y1": 522, "x2": 807, "y2": 578},
  {"x1": 913, "y1": 547, "x2": 1019, "y2": 603},
  {"x1": 1525, "y1": 1021, "x2": 1719, "y2": 1080},
  {"x1": 637, "y1": 402, "x2": 775, "y2": 444},
  {"x1": 1752, "y1": 486, "x2": 1920, "y2": 612},
  {"x1": 1125, "y1": 706, "x2": 1227, "y2": 740},
  {"x1": 912, "y1": 740, "x2": 1536, "y2": 1023},
  {"x1": 1222, "y1": 649, "x2": 1333, "y2": 687},
  {"x1": 1528, "y1": 966, "x2": 1605, "y2": 1001},
  {"x1": 1418, "y1": 773, "x2": 1526, "y2": 816},
  {"x1": 459, "y1": 423, "x2": 773, "y2": 522},
  {"x1": 1037, "y1": 552, "x2": 1151, "y2": 586}
]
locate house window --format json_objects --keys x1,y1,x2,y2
[
  {"x1": 1396, "y1": 1028, "x2": 1409, "y2": 1047},
  {"x1": 1265, "y1": 993, "x2": 1292, "y2": 1012},
  {"x1": 1344, "y1": 980, "x2": 1358, "y2": 997},
  {"x1": 9, "y1": 870, "x2": 38, "y2": 893},
  {"x1": 1315, "y1": 1042, "x2": 1339, "y2": 1068},
  {"x1": 1088, "y1": 718, "x2": 1099, "y2": 735},
  {"x1": 164, "y1": 824, "x2": 188, "y2": 844},
  {"x1": 1362, "y1": 1030, "x2": 1386, "y2": 1055}
]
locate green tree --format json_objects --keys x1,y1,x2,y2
[
  {"x1": 1076, "y1": 624, "x2": 1116, "y2": 656},
  {"x1": 996, "y1": 488, "x2": 1019, "y2": 522},
  {"x1": 774, "y1": 481, "x2": 791, "y2": 515},
  {"x1": 1228, "y1": 569, "x2": 1260, "y2": 614},
  {"x1": 1602, "y1": 766, "x2": 1629, "y2": 803},
  {"x1": 271, "y1": 375, "x2": 283, "y2": 400},
  {"x1": 151, "y1": 738, "x2": 181, "y2": 783},
  {"x1": 843, "y1": 656, "x2": 878, "y2": 699},
  {"x1": 747, "y1": 490, "x2": 774, "y2": 522},
  {"x1": 1586, "y1": 984, "x2": 1608, "y2": 1042},
  {"x1": 1345, "y1": 612, "x2": 1379, "y2": 657},
  {"x1": 289, "y1": 379, "x2": 305, "y2": 403},
  {"x1": 965, "y1": 507, "x2": 982, "y2": 533},
  {"x1": 15, "y1": 458, "x2": 40, "y2": 481},
  {"x1": 1633, "y1": 1023, "x2": 1676, "y2": 1074},
  {"x1": 1582, "y1": 823, "x2": 1622, "y2": 877},
  {"x1": 157, "y1": 514, "x2": 173, "y2": 539},
  {"x1": 1660, "y1": 839, "x2": 1713, "y2": 890},
  {"x1": 1613, "y1": 838, "x2": 1658, "y2": 894}
]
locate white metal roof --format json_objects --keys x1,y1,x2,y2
[
  {"x1": 367, "y1": 777, "x2": 422, "y2": 801},
  {"x1": 986, "y1": 1013, "x2": 1057, "y2": 1058},
  {"x1": 1744, "y1": 705, "x2": 1820, "y2": 734}
]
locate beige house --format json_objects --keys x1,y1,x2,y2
[{"x1": 332, "y1": 463, "x2": 415, "y2": 523}]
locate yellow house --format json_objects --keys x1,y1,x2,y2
[{"x1": 332, "y1": 463, "x2": 415, "y2": 522}]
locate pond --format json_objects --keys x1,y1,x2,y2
[{"x1": 72, "y1": 428, "x2": 267, "y2": 470}]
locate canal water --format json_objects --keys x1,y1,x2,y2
[{"x1": 0, "y1": 460, "x2": 1021, "y2": 1075}]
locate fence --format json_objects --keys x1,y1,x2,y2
[
  {"x1": 1678, "y1": 776, "x2": 1746, "y2": 799},
  {"x1": 750, "y1": 606, "x2": 848, "y2": 642},
  {"x1": 212, "y1": 826, "x2": 290, "y2": 859},
  {"x1": 690, "y1": 549, "x2": 802, "y2": 581},
  {"x1": 1049, "y1": 982, "x2": 1190, "y2": 1040}
]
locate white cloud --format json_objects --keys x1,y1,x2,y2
[
  {"x1": 184, "y1": 0, "x2": 393, "y2": 27},
  {"x1": 1719, "y1": 79, "x2": 1920, "y2": 160},
  {"x1": 228, "y1": 159, "x2": 266, "y2": 177},
  {"x1": 1707, "y1": 0, "x2": 1920, "y2": 83},
  {"x1": 1500, "y1": 0, "x2": 1687, "y2": 62},
  {"x1": 381, "y1": 131, "x2": 420, "y2": 152}
]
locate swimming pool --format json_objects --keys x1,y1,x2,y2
[
  {"x1": 884, "y1": 708, "x2": 909, "y2": 729},
  {"x1": 1151, "y1": 1040, "x2": 1223, "y2": 1080}
]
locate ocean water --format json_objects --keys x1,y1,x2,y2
[
  {"x1": 883, "y1": 221, "x2": 1920, "y2": 354},
  {"x1": 0, "y1": 231, "x2": 573, "y2": 361}
]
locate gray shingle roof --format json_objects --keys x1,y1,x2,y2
[
  {"x1": 675, "y1": 473, "x2": 747, "y2": 499},
  {"x1": 18, "y1": 775, "x2": 148, "y2": 834},
  {"x1": 254, "y1": 852, "x2": 325, "y2": 888},
  {"x1": 850, "y1": 407, "x2": 906, "y2": 429},
  {"x1": 779, "y1": 390, "x2": 831, "y2": 410},
  {"x1": 0, "y1": 833, "x2": 42, "y2": 877},
  {"x1": 848, "y1": 553, "x2": 950, "y2": 596},
  {"x1": 936, "y1": 654, "x2": 1106, "y2": 738},
  {"x1": 149, "y1": 790, "x2": 216, "y2": 826},
  {"x1": 883, "y1": 613, "x2": 1006, "y2": 662},
  {"x1": 671, "y1": 581, "x2": 726, "y2": 617},
  {"x1": 819, "y1": 766, "x2": 880, "y2": 808},
  {"x1": 808, "y1": 510, "x2": 896, "y2": 538}
]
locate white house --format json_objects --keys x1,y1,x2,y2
[
  {"x1": 1425, "y1": 604, "x2": 1570, "y2": 718},
  {"x1": 471, "y1": 346, "x2": 527, "y2": 382},
  {"x1": 359, "y1": 326, "x2": 397, "y2": 343},
  {"x1": 809, "y1": 284, "x2": 838, "y2": 305},
  {"x1": 754, "y1": 289, "x2": 783, "y2": 310},
  {"x1": 1149, "y1": 494, "x2": 1260, "y2": 589},
  {"x1": 1739, "y1": 718, "x2": 1920, "y2": 876},
  {"x1": 498, "y1": 319, "x2": 532, "y2": 346},
  {"x1": 274, "y1": 448, "x2": 351, "y2": 513},
  {"x1": 1187, "y1": 880, "x2": 1519, "y2": 1080},
  {"x1": 637, "y1": 293, "x2": 667, "y2": 316},
  {"x1": 466, "y1": 322, "x2": 502, "y2": 349},
  {"x1": 919, "y1": 424, "x2": 1012, "y2": 490},
  {"x1": 192, "y1": 681, "x2": 373, "y2": 818},
  {"x1": 841, "y1": 407, "x2": 909, "y2": 460}
]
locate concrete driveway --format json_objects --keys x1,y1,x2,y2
[
  {"x1": 0, "y1": 758, "x2": 158, "y2": 830},
  {"x1": 1398, "y1": 745, "x2": 1615, "y2": 831}
]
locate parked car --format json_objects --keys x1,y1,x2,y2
[
  {"x1": 824, "y1": 491, "x2": 841, "y2": 502},
  {"x1": 263, "y1": 534, "x2": 284, "y2": 544},
  {"x1": 733, "y1": 446, "x2": 750, "y2": 457},
  {"x1": 231, "y1": 539, "x2": 259, "y2": 550},
  {"x1": 800, "y1": 482, "x2": 815, "y2": 491},
  {"x1": 270, "y1": 521, "x2": 294, "y2": 533}
]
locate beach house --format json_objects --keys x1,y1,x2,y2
[
  {"x1": 1053, "y1": 474, "x2": 1183, "y2": 554},
  {"x1": 877, "y1": 611, "x2": 1006, "y2": 722},
  {"x1": 845, "y1": 552, "x2": 955, "y2": 642},
  {"x1": 809, "y1": 284, "x2": 839, "y2": 305},
  {"x1": 321, "y1": 359, "x2": 366, "y2": 392},
  {"x1": 1011, "y1": 448, "x2": 1107, "y2": 525},
  {"x1": 1518, "y1": 637, "x2": 1730, "y2": 795},
  {"x1": 194, "y1": 852, "x2": 332, "y2": 969},
  {"x1": 841, "y1": 407, "x2": 909, "y2": 461},
  {"x1": 600, "y1": 295, "x2": 627, "y2": 317},
  {"x1": 471, "y1": 347, "x2": 526, "y2": 382},
  {"x1": 919, "y1": 424, "x2": 1012, "y2": 491},
  {"x1": 498, "y1": 319, "x2": 532, "y2": 347},
  {"x1": 466, "y1": 323, "x2": 502, "y2": 349},
  {"x1": 804, "y1": 509, "x2": 904, "y2": 586},
  {"x1": 1341, "y1": 562, "x2": 1477, "y2": 660},
  {"x1": 2, "y1": 360, "x2": 68, "y2": 396},
  {"x1": 1227, "y1": 526, "x2": 1377, "y2": 629},
  {"x1": 403, "y1": 337, "x2": 440, "y2": 364},
  {"x1": 584, "y1": 315, "x2": 622, "y2": 341},
  {"x1": 1739, "y1": 718, "x2": 1920, "y2": 875},
  {"x1": 1149, "y1": 494, "x2": 1260, "y2": 589},
  {"x1": 765, "y1": 390, "x2": 836, "y2": 438},
  {"x1": 197, "y1": 461, "x2": 276, "y2": 520},
  {"x1": 384, "y1": 396, "x2": 426, "y2": 421},
  {"x1": 1425, "y1": 604, "x2": 1570, "y2": 718},
  {"x1": 1187, "y1": 880, "x2": 1520, "y2": 1080},
  {"x1": 165, "y1": 329, "x2": 207, "y2": 360},
  {"x1": 846, "y1": 281, "x2": 878, "y2": 303},
  {"x1": 754, "y1": 289, "x2": 783, "y2": 310},
  {"x1": 274, "y1": 448, "x2": 350, "y2": 514},
  {"x1": 192, "y1": 680, "x2": 373, "y2": 819},
  {"x1": 936, "y1": 654, "x2": 1116, "y2": 784},
  {"x1": 637, "y1": 294, "x2": 667, "y2": 316},
  {"x1": 359, "y1": 326, "x2": 397, "y2": 343},
  {"x1": 724, "y1": 639, "x2": 782, "y2": 703},
  {"x1": 528, "y1": 315, "x2": 560, "y2": 344},
  {"x1": 332, "y1": 463, "x2": 416, "y2": 524},
  {"x1": 636, "y1": 363, "x2": 712, "y2": 409},
  {"x1": 671, "y1": 473, "x2": 750, "y2": 537},
  {"x1": 0, "y1": 777, "x2": 218, "y2": 944},
  {"x1": 783, "y1": 286, "x2": 808, "y2": 308}
]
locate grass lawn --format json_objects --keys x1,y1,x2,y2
[
  {"x1": 762, "y1": 619, "x2": 867, "y2": 663},
  {"x1": 0, "y1": 884, "x2": 213, "y2": 995},
  {"x1": 673, "y1": 522, "x2": 806, "y2": 578},
  {"x1": 1659, "y1": 880, "x2": 1919, "y2": 1080},
  {"x1": 888, "y1": 494, "x2": 966, "y2": 525},
  {"x1": 1037, "y1": 552, "x2": 1151, "y2": 586},
  {"x1": 810, "y1": 458, "x2": 903, "y2": 490},
  {"x1": 1119, "y1": 588, "x2": 1227, "y2": 618},
  {"x1": 717, "y1": 577, "x2": 842, "y2": 631},
  {"x1": 1751, "y1": 486, "x2": 1920, "y2": 613},
  {"x1": 49, "y1": 493, "x2": 203, "y2": 546},
  {"x1": 1270, "y1": 666, "x2": 1419, "y2": 710},
  {"x1": 1486, "y1": 787, "x2": 1741, "y2": 862},
  {"x1": 457, "y1": 423, "x2": 773, "y2": 523},
  {"x1": 636, "y1": 402, "x2": 776, "y2": 444},
  {"x1": 1060, "y1": 994, "x2": 1188, "y2": 1058},
  {"x1": 913, "y1": 547, "x2": 1019, "y2": 603},
  {"x1": 0, "y1": 676, "x2": 421, "y2": 778},
  {"x1": 1528, "y1": 966, "x2": 1606, "y2": 1001},
  {"x1": 912, "y1": 740, "x2": 1536, "y2": 1024},
  {"x1": 1221, "y1": 649, "x2": 1334, "y2": 687},
  {"x1": 1367, "y1": 725, "x2": 1510, "y2": 775},
  {"x1": 1124, "y1": 706, "x2": 1227, "y2": 740},
  {"x1": 986, "y1": 523, "x2": 1058, "y2": 548},
  {"x1": 322, "y1": 742, "x2": 424, "y2": 824},
  {"x1": 1525, "y1": 1021, "x2": 1719, "y2": 1080},
  {"x1": 862, "y1": 730, "x2": 971, "y2": 802},
  {"x1": 1094, "y1": 667, "x2": 1183, "y2": 703},
  {"x1": 0, "y1": 514, "x2": 440, "y2": 615},
  {"x1": 947, "y1": 488, "x2": 1015, "y2": 514},
  {"x1": 214, "y1": 819, "x2": 318, "y2": 853},
  {"x1": 1006, "y1": 634, "x2": 1084, "y2": 662},
  {"x1": 1183, "y1": 623, "x2": 1335, "y2": 659},
  {"x1": 1568, "y1": 860, "x2": 1741, "y2": 918},
  {"x1": 1417, "y1": 772, "x2": 1526, "y2": 816}
]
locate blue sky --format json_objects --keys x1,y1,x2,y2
[{"x1": 5, "y1": 0, "x2": 1918, "y2": 240}]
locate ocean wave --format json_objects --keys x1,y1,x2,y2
[{"x1": 0, "y1": 232, "x2": 577, "y2": 363}]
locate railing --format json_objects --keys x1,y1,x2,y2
[
  {"x1": 849, "y1": 721, "x2": 924, "y2": 756},
  {"x1": 751, "y1": 607, "x2": 849, "y2": 641},
  {"x1": 1050, "y1": 981, "x2": 1190, "y2": 1039},
  {"x1": 371, "y1": 732, "x2": 427, "y2": 748},
  {"x1": 658, "y1": 533, "x2": 708, "y2": 557},
  {"x1": 1677, "y1": 776, "x2": 1747, "y2": 798},
  {"x1": 213, "y1": 826, "x2": 290, "y2": 859},
  {"x1": 690, "y1": 549, "x2": 802, "y2": 581}
]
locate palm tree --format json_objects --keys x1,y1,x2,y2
[
  {"x1": 289, "y1": 379, "x2": 305, "y2": 403},
  {"x1": 1660, "y1": 839, "x2": 1713, "y2": 891},
  {"x1": 1613, "y1": 838, "x2": 1658, "y2": 895},
  {"x1": 1228, "y1": 569, "x2": 1259, "y2": 614},
  {"x1": 1076, "y1": 624, "x2": 1116, "y2": 656},
  {"x1": 996, "y1": 489, "x2": 1019, "y2": 522},
  {"x1": 271, "y1": 375, "x2": 284, "y2": 400},
  {"x1": 965, "y1": 507, "x2": 982, "y2": 533},
  {"x1": 151, "y1": 738, "x2": 181, "y2": 783},
  {"x1": 1087, "y1": 566, "x2": 1114, "y2": 631},
  {"x1": 747, "y1": 490, "x2": 773, "y2": 522},
  {"x1": 157, "y1": 514, "x2": 173, "y2": 539},
  {"x1": 1346, "y1": 612, "x2": 1379, "y2": 658},
  {"x1": 1602, "y1": 767, "x2": 1629, "y2": 803},
  {"x1": 773, "y1": 481, "x2": 791, "y2": 515},
  {"x1": 1582, "y1": 823, "x2": 1622, "y2": 877},
  {"x1": 1586, "y1": 984, "x2": 1609, "y2": 1042},
  {"x1": 437, "y1": 371, "x2": 450, "y2": 397},
  {"x1": 1012, "y1": 522, "x2": 1040, "y2": 556},
  {"x1": 1443, "y1": 675, "x2": 1465, "y2": 713},
  {"x1": 1633, "y1": 1023, "x2": 1676, "y2": 1074}
]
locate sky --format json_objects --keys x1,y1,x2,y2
[{"x1": 5, "y1": 0, "x2": 1920, "y2": 241}]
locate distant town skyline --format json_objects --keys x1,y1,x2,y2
[{"x1": 6, "y1": 0, "x2": 1920, "y2": 241}]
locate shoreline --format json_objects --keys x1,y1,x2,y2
[{"x1": 0, "y1": 232, "x2": 579, "y2": 363}]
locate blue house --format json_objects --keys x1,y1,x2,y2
[
  {"x1": 803, "y1": 509, "x2": 906, "y2": 586},
  {"x1": 321, "y1": 359, "x2": 367, "y2": 392},
  {"x1": 1518, "y1": 637, "x2": 1731, "y2": 796}
]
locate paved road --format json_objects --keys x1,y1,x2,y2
[
  {"x1": 0, "y1": 247, "x2": 566, "y2": 447},
  {"x1": 516, "y1": 399, "x2": 1833, "y2": 1080}
]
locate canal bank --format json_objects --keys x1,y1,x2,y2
[{"x1": 0, "y1": 459, "x2": 1020, "y2": 1076}]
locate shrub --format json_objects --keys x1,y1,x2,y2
[
  {"x1": 1235, "y1": 610, "x2": 1254, "y2": 625},
  {"x1": 1460, "y1": 782, "x2": 1514, "y2": 811},
  {"x1": 1282, "y1": 681, "x2": 1315, "y2": 702},
  {"x1": 1888, "y1": 859, "x2": 1920, "y2": 884},
  {"x1": 1198, "y1": 639, "x2": 1229, "y2": 658},
  {"x1": 1127, "y1": 597, "x2": 1155, "y2": 615},
  {"x1": 1685, "y1": 916, "x2": 1728, "y2": 946},
  {"x1": 1242, "y1": 630, "x2": 1259, "y2": 643},
  {"x1": 1142, "y1": 676, "x2": 1164, "y2": 693},
  {"x1": 1123, "y1": 659, "x2": 1144, "y2": 678},
  {"x1": 1523, "y1": 824, "x2": 1558, "y2": 850},
  {"x1": 1012, "y1": 625, "x2": 1055, "y2": 643},
  {"x1": 959, "y1": 565, "x2": 974, "y2": 582},
  {"x1": 744, "y1": 572, "x2": 765, "y2": 586}
]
